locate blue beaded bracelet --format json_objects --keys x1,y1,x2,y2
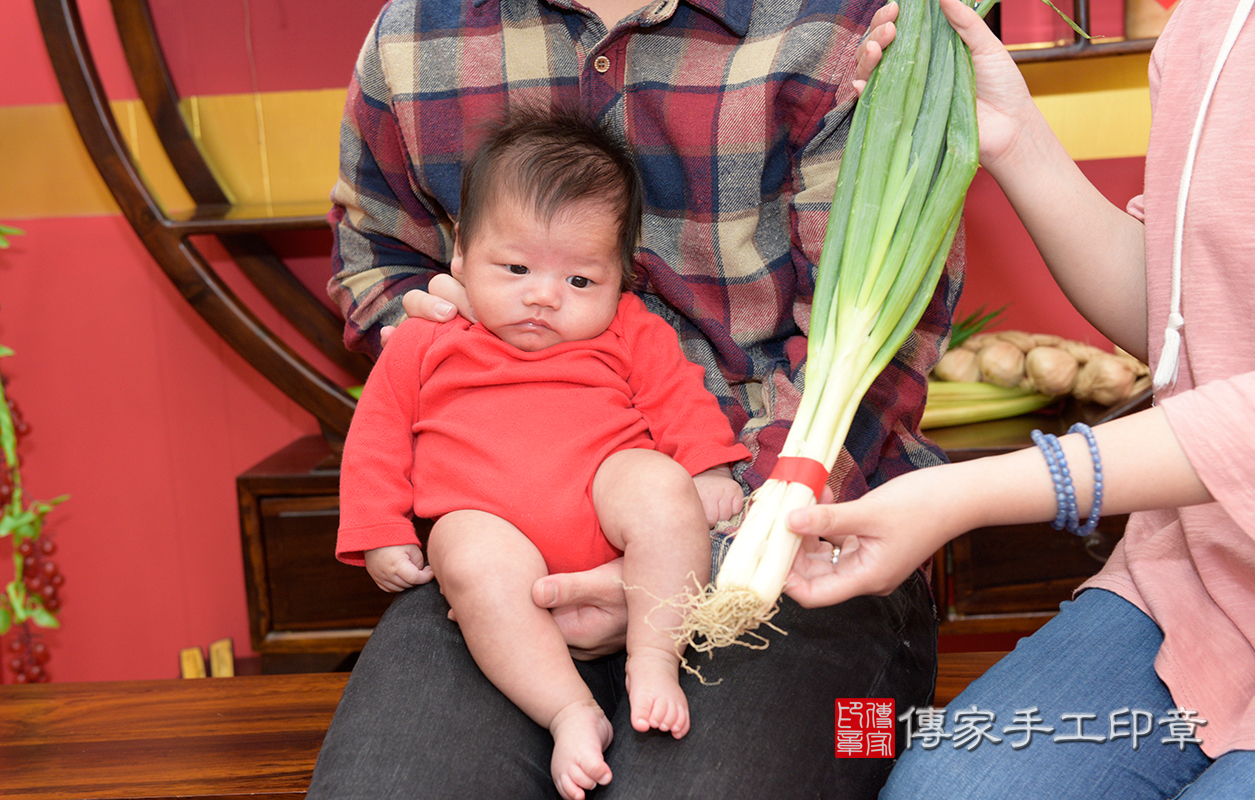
[
  {"x1": 1030, "y1": 429, "x2": 1072, "y2": 530},
  {"x1": 1068, "y1": 422, "x2": 1104, "y2": 536},
  {"x1": 1031, "y1": 424, "x2": 1104, "y2": 536}
]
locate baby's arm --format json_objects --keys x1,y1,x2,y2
[
  {"x1": 364, "y1": 544, "x2": 435, "y2": 592},
  {"x1": 692, "y1": 464, "x2": 745, "y2": 527}
]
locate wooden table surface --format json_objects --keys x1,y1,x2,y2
[
  {"x1": 0, "y1": 672, "x2": 348, "y2": 800},
  {"x1": 934, "y1": 650, "x2": 1005, "y2": 706},
  {"x1": 0, "y1": 653, "x2": 1002, "y2": 799}
]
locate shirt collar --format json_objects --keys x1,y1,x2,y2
[{"x1": 472, "y1": 0, "x2": 751, "y2": 38}]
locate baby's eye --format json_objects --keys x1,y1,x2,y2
[
  {"x1": 508, "y1": 264, "x2": 528, "y2": 275},
  {"x1": 567, "y1": 276, "x2": 592, "y2": 289}
]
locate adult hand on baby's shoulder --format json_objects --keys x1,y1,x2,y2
[
  {"x1": 533, "y1": 559, "x2": 629, "y2": 660},
  {"x1": 378, "y1": 274, "x2": 475, "y2": 348}
]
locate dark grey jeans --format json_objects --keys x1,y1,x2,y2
[{"x1": 306, "y1": 570, "x2": 936, "y2": 799}]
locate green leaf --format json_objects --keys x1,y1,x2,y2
[
  {"x1": 0, "y1": 605, "x2": 11, "y2": 635},
  {"x1": 30, "y1": 604, "x2": 60, "y2": 629},
  {"x1": 32, "y1": 495, "x2": 69, "y2": 516},
  {"x1": 0, "y1": 224, "x2": 23, "y2": 249},
  {"x1": 0, "y1": 376, "x2": 17, "y2": 467},
  {"x1": 1038, "y1": 0, "x2": 1090, "y2": 39},
  {"x1": 6, "y1": 581, "x2": 26, "y2": 622},
  {"x1": 1, "y1": 510, "x2": 38, "y2": 538},
  {"x1": 951, "y1": 304, "x2": 1006, "y2": 349}
]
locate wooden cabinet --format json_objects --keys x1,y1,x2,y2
[
  {"x1": 237, "y1": 436, "x2": 403, "y2": 673},
  {"x1": 933, "y1": 513, "x2": 1125, "y2": 635},
  {"x1": 925, "y1": 409, "x2": 1135, "y2": 637}
]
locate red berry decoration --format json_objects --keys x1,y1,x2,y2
[
  {"x1": 3, "y1": 625, "x2": 54, "y2": 683},
  {"x1": 2, "y1": 363, "x2": 67, "y2": 683}
]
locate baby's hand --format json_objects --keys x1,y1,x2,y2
[
  {"x1": 364, "y1": 544, "x2": 434, "y2": 592},
  {"x1": 692, "y1": 465, "x2": 745, "y2": 527}
]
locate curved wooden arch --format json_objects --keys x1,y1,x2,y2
[{"x1": 34, "y1": 0, "x2": 368, "y2": 441}]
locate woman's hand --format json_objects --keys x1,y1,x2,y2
[
  {"x1": 937, "y1": 0, "x2": 1040, "y2": 169},
  {"x1": 853, "y1": 0, "x2": 1042, "y2": 170},
  {"x1": 379, "y1": 272, "x2": 475, "y2": 347},
  {"x1": 533, "y1": 559, "x2": 629, "y2": 660},
  {"x1": 782, "y1": 466, "x2": 968, "y2": 608}
]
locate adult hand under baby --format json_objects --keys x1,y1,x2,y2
[{"x1": 533, "y1": 558, "x2": 629, "y2": 660}]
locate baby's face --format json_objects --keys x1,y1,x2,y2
[{"x1": 452, "y1": 195, "x2": 623, "y2": 352}]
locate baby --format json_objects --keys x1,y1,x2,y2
[{"x1": 336, "y1": 109, "x2": 749, "y2": 800}]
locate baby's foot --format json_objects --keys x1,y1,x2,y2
[
  {"x1": 549, "y1": 698, "x2": 614, "y2": 800},
  {"x1": 625, "y1": 647, "x2": 690, "y2": 738}
]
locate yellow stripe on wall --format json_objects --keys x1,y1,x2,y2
[
  {"x1": 0, "y1": 88, "x2": 345, "y2": 221},
  {"x1": 1022, "y1": 52, "x2": 1153, "y2": 162},
  {"x1": 1, "y1": 102, "x2": 121, "y2": 219},
  {"x1": 1, "y1": 58, "x2": 1149, "y2": 222}
]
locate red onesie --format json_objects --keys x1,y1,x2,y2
[{"x1": 337, "y1": 293, "x2": 751, "y2": 575}]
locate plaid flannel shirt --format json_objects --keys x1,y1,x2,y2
[{"x1": 328, "y1": 0, "x2": 963, "y2": 497}]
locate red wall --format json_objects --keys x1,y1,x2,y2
[
  {"x1": 1, "y1": 0, "x2": 371, "y2": 682},
  {"x1": 2, "y1": 0, "x2": 1138, "y2": 682},
  {"x1": 960, "y1": 159, "x2": 1141, "y2": 348}
]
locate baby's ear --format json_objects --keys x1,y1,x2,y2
[{"x1": 449, "y1": 224, "x2": 465, "y2": 277}]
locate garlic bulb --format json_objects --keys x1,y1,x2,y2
[
  {"x1": 1073, "y1": 354, "x2": 1137, "y2": 406},
  {"x1": 934, "y1": 348, "x2": 982, "y2": 382},
  {"x1": 977, "y1": 340, "x2": 1027, "y2": 388},
  {"x1": 1024, "y1": 346, "x2": 1079, "y2": 397}
]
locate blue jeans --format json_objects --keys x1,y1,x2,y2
[
  {"x1": 883, "y1": 588, "x2": 1254, "y2": 799},
  {"x1": 306, "y1": 569, "x2": 936, "y2": 799}
]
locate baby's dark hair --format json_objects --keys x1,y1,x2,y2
[{"x1": 458, "y1": 108, "x2": 643, "y2": 290}]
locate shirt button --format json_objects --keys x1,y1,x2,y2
[{"x1": 594, "y1": 55, "x2": 611, "y2": 73}]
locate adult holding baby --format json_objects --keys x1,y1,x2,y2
[{"x1": 307, "y1": 0, "x2": 959, "y2": 797}]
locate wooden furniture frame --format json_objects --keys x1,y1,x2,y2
[
  {"x1": 1, "y1": 672, "x2": 347, "y2": 800},
  {"x1": 995, "y1": 0, "x2": 1157, "y2": 62},
  {"x1": 236, "y1": 436, "x2": 428, "y2": 673}
]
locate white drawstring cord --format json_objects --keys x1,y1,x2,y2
[{"x1": 1154, "y1": 0, "x2": 1255, "y2": 391}]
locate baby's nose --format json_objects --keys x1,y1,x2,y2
[{"x1": 524, "y1": 278, "x2": 561, "y2": 308}]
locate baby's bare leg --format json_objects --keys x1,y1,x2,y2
[
  {"x1": 592, "y1": 450, "x2": 712, "y2": 739},
  {"x1": 427, "y1": 510, "x2": 612, "y2": 800}
]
